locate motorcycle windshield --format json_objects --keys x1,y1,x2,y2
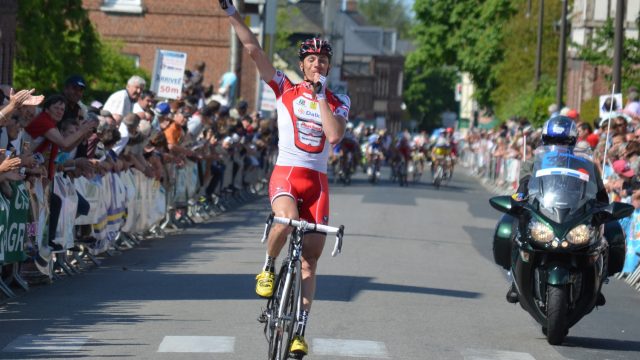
[{"x1": 528, "y1": 145, "x2": 599, "y2": 223}]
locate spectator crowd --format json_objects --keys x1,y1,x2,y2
[{"x1": 0, "y1": 62, "x2": 277, "y2": 291}]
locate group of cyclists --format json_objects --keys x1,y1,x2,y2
[{"x1": 329, "y1": 124, "x2": 459, "y2": 186}]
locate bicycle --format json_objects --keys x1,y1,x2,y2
[{"x1": 258, "y1": 213, "x2": 345, "y2": 360}]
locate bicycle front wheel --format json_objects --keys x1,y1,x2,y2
[
  {"x1": 433, "y1": 165, "x2": 443, "y2": 188},
  {"x1": 268, "y1": 267, "x2": 298, "y2": 360}
]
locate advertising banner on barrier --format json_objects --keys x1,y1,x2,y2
[
  {"x1": 0, "y1": 182, "x2": 29, "y2": 264},
  {"x1": 151, "y1": 50, "x2": 188, "y2": 100}
]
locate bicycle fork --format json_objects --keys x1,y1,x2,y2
[{"x1": 278, "y1": 261, "x2": 302, "y2": 331}]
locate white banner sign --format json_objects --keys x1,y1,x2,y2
[
  {"x1": 151, "y1": 50, "x2": 188, "y2": 100},
  {"x1": 260, "y1": 82, "x2": 277, "y2": 112},
  {"x1": 599, "y1": 93, "x2": 623, "y2": 119}
]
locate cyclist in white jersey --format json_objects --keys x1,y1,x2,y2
[{"x1": 218, "y1": 1, "x2": 350, "y2": 356}]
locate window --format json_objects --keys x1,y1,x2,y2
[
  {"x1": 123, "y1": 54, "x2": 140, "y2": 68},
  {"x1": 101, "y1": 0, "x2": 143, "y2": 14}
]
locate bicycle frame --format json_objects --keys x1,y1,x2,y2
[
  {"x1": 281, "y1": 230, "x2": 303, "y2": 328},
  {"x1": 259, "y1": 213, "x2": 344, "y2": 360}
]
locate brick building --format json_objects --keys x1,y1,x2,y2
[
  {"x1": 0, "y1": 0, "x2": 18, "y2": 85},
  {"x1": 83, "y1": 0, "x2": 258, "y2": 107},
  {"x1": 567, "y1": 0, "x2": 640, "y2": 110}
]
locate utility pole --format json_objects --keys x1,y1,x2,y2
[
  {"x1": 230, "y1": 0, "x2": 245, "y2": 100},
  {"x1": 534, "y1": 0, "x2": 544, "y2": 88},
  {"x1": 612, "y1": 0, "x2": 625, "y2": 93},
  {"x1": 556, "y1": 0, "x2": 568, "y2": 108}
]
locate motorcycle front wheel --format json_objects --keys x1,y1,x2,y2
[{"x1": 546, "y1": 285, "x2": 569, "y2": 345}]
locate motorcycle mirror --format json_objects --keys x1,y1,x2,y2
[
  {"x1": 490, "y1": 196, "x2": 514, "y2": 214},
  {"x1": 610, "y1": 202, "x2": 634, "y2": 220},
  {"x1": 594, "y1": 202, "x2": 634, "y2": 224}
]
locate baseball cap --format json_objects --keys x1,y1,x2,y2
[
  {"x1": 64, "y1": 75, "x2": 87, "y2": 88},
  {"x1": 237, "y1": 100, "x2": 248, "y2": 110},
  {"x1": 154, "y1": 102, "x2": 171, "y2": 116},
  {"x1": 566, "y1": 109, "x2": 579, "y2": 120},
  {"x1": 613, "y1": 159, "x2": 634, "y2": 178}
]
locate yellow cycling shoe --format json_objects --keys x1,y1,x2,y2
[
  {"x1": 255, "y1": 270, "x2": 275, "y2": 298},
  {"x1": 289, "y1": 335, "x2": 308, "y2": 356}
]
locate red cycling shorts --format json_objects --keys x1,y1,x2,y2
[{"x1": 268, "y1": 165, "x2": 330, "y2": 225}]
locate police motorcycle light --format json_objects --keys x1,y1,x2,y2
[
  {"x1": 566, "y1": 224, "x2": 594, "y2": 246},
  {"x1": 529, "y1": 220, "x2": 554, "y2": 243}
]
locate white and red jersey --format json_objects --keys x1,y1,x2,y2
[{"x1": 268, "y1": 69, "x2": 350, "y2": 173}]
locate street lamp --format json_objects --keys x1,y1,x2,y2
[{"x1": 556, "y1": 0, "x2": 568, "y2": 108}]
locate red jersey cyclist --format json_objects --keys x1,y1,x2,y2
[{"x1": 219, "y1": 0, "x2": 350, "y2": 356}]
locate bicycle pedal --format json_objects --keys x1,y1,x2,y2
[{"x1": 257, "y1": 313, "x2": 267, "y2": 323}]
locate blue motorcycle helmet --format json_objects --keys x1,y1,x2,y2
[{"x1": 541, "y1": 116, "x2": 577, "y2": 146}]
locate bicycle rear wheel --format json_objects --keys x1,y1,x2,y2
[
  {"x1": 268, "y1": 267, "x2": 298, "y2": 360},
  {"x1": 433, "y1": 165, "x2": 443, "y2": 188}
]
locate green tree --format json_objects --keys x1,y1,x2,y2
[
  {"x1": 405, "y1": 0, "x2": 514, "y2": 128},
  {"x1": 452, "y1": 0, "x2": 515, "y2": 108},
  {"x1": 492, "y1": 0, "x2": 561, "y2": 125},
  {"x1": 275, "y1": 3, "x2": 302, "y2": 55},
  {"x1": 14, "y1": 0, "x2": 147, "y2": 96},
  {"x1": 403, "y1": 64, "x2": 458, "y2": 130},
  {"x1": 357, "y1": 0, "x2": 413, "y2": 39}
]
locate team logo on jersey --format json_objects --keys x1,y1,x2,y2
[
  {"x1": 293, "y1": 95, "x2": 321, "y2": 124},
  {"x1": 296, "y1": 118, "x2": 323, "y2": 148}
]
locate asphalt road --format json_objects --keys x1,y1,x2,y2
[{"x1": 0, "y1": 167, "x2": 638, "y2": 359}]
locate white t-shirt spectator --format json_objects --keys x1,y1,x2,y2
[
  {"x1": 112, "y1": 121, "x2": 131, "y2": 155},
  {"x1": 103, "y1": 89, "x2": 133, "y2": 118},
  {"x1": 187, "y1": 114, "x2": 204, "y2": 138},
  {"x1": 132, "y1": 102, "x2": 145, "y2": 115}
]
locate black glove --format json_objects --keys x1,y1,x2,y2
[{"x1": 219, "y1": 0, "x2": 236, "y2": 15}]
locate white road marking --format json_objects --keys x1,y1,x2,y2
[
  {"x1": 2, "y1": 335, "x2": 89, "y2": 352},
  {"x1": 462, "y1": 348, "x2": 537, "y2": 360},
  {"x1": 157, "y1": 336, "x2": 234, "y2": 353},
  {"x1": 312, "y1": 338, "x2": 390, "y2": 358}
]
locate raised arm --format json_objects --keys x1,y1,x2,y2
[
  {"x1": 219, "y1": 0, "x2": 276, "y2": 82},
  {"x1": 44, "y1": 121, "x2": 95, "y2": 152}
]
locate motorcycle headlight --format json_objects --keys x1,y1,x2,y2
[
  {"x1": 566, "y1": 224, "x2": 593, "y2": 245},
  {"x1": 529, "y1": 220, "x2": 554, "y2": 243}
]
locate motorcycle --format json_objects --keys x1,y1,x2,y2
[{"x1": 490, "y1": 145, "x2": 633, "y2": 345}]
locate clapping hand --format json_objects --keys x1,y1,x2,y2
[
  {"x1": 0, "y1": 155, "x2": 22, "y2": 174},
  {"x1": 10, "y1": 88, "x2": 44, "y2": 107}
]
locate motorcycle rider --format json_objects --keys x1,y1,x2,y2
[{"x1": 506, "y1": 116, "x2": 612, "y2": 305}]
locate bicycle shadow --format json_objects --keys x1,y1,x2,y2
[
  {"x1": 316, "y1": 275, "x2": 481, "y2": 302},
  {"x1": 560, "y1": 336, "x2": 640, "y2": 352}
]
